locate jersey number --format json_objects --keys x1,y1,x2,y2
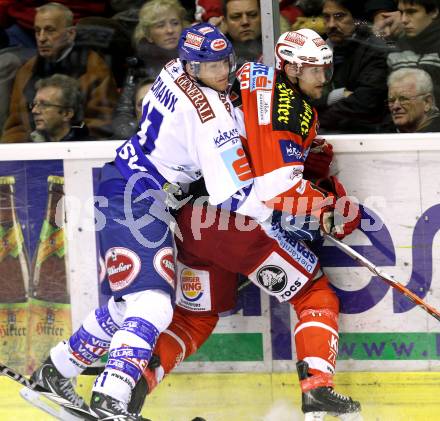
[{"x1": 142, "y1": 102, "x2": 164, "y2": 153}]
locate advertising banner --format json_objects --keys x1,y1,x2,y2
[{"x1": 0, "y1": 136, "x2": 439, "y2": 374}]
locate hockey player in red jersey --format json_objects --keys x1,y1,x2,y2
[{"x1": 129, "y1": 28, "x2": 362, "y2": 421}]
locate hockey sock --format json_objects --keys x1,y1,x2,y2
[{"x1": 50, "y1": 298, "x2": 124, "y2": 378}]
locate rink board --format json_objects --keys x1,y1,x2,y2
[
  {"x1": 1, "y1": 371, "x2": 440, "y2": 421},
  {"x1": 0, "y1": 135, "x2": 440, "y2": 419}
]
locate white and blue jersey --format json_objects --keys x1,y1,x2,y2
[
  {"x1": 114, "y1": 59, "x2": 271, "y2": 221},
  {"x1": 100, "y1": 59, "x2": 271, "y2": 300}
]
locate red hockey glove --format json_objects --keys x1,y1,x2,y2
[
  {"x1": 303, "y1": 138, "x2": 334, "y2": 181},
  {"x1": 316, "y1": 176, "x2": 361, "y2": 239}
]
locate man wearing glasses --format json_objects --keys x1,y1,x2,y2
[
  {"x1": 1, "y1": 2, "x2": 117, "y2": 142},
  {"x1": 313, "y1": 0, "x2": 389, "y2": 133},
  {"x1": 30, "y1": 74, "x2": 91, "y2": 142},
  {"x1": 387, "y1": 67, "x2": 440, "y2": 132}
]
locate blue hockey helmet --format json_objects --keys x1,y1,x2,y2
[{"x1": 178, "y1": 23, "x2": 236, "y2": 75}]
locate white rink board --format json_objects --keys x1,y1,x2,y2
[{"x1": 1, "y1": 134, "x2": 439, "y2": 373}]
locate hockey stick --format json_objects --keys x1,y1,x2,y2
[
  {"x1": 0, "y1": 363, "x2": 98, "y2": 420},
  {"x1": 324, "y1": 234, "x2": 440, "y2": 322}
]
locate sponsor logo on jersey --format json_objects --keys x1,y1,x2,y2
[
  {"x1": 313, "y1": 37, "x2": 326, "y2": 47},
  {"x1": 180, "y1": 268, "x2": 204, "y2": 301},
  {"x1": 256, "y1": 265, "x2": 287, "y2": 293},
  {"x1": 150, "y1": 76, "x2": 178, "y2": 112},
  {"x1": 250, "y1": 63, "x2": 273, "y2": 91},
  {"x1": 198, "y1": 26, "x2": 214, "y2": 35},
  {"x1": 257, "y1": 90, "x2": 271, "y2": 125},
  {"x1": 285, "y1": 32, "x2": 306, "y2": 46},
  {"x1": 279, "y1": 139, "x2": 304, "y2": 163},
  {"x1": 276, "y1": 82, "x2": 295, "y2": 124},
  {"x1": 299, "y1": 99, "x2": 313, "y2": 136},
  {"x1": 105, "y1": 247, "x2": 141, "y2": 291},
  {"x1": 211, "y1": 38, "x2": 227, "y2": 51},
  {"x1": 213, "y1": 128, "x2": 240, "y2": 148},
  {"x1": 184, "y1": 33, "x2": 204, "y2": 50},
  {"x1": 175, "y1": 74, "x2": 216, "y2": 123},
  {"x1": 221, "y1": 144, "x2": 253, "y2": 186},
  {"x1": 153, "y1": 247, "x2": 175, "y2": 288}
]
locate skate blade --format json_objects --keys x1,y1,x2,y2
[
  {"x1": 330, "y1": 411, "x2": 363, "y2": 421},
  {"x1": 304, "y1": 412, "x2": 326, "y2": 421},
  {"x1": 19, "y1": 388, "x2": 84, "y2": 421},
  {"x1": 304, "y1": 411, "x2": 363, "y2": 421}
]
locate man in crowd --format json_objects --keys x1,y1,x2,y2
[
  {"x1": 387, "y1": 67, "x2": 440, "y2": 132},
  {"x1": 30, "y1": 74, "x2": 91, "y2": 142},
  {"x1": 387, "y1": 0, "x2": 440, "y2": 104},
  {"x1": 223, "y1": 0, "x2": 262, "y2": 66},
  {"x1": 313, "y1": 0, "x2": 389, "y2": 133},
  {"x1": 1, "y1": 2, "x2": 118, "y2": 142}
]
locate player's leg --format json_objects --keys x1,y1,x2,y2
[
  {"x1": 176, "y1": 204, "x2": 361, "y2": 418},
  {"x1": 290, "y1": 273, "x2": 361, "y2": 417},
  {"x1": 128, "y1": 255, "x2": 238, "y2": 414},
  {"x1": 88, "y1": 175, "x2": 175, "y2": 419},
  {"x1": 30, "y1": 295, "x2": 124, "y2": 412}
]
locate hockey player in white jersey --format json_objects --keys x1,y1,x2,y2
[{"x1": 29, "y1": 23, "x2": 271, "y2": 420}]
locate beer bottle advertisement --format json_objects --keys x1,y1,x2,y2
[
  {"x1": 0, "y1": 176, "x2": 30, "y2": 373},
  {"x1": 27, "y1": 175, "x2": 71, "y2": 373}
]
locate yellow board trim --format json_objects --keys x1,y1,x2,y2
[{"x1": 1, "y1": 372, "x2": 440, "y2": 420}]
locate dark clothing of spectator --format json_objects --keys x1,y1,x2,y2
[
  {"x1": 0, "y1": 27, "x2": 8, "y2": 48},
  {"x1": 76, "y1": 17, "x2": 133, "y2": 88},
  {"x1": 2, "y1": 45, "x2": 118, "y2": 142},
  {"x1": 313, "y1": 37, "x2": 389, "y2": 133},
  {"x1": 422, "y1": 113, "x2": 440, "y2": 132},
  {"x1": 0, "y1": 46, "x2": 34, "y2": 136},
  {"x1": 30, "y1": 123, "x2": 92, "y2": 142},
  {"x1": 111, "y1": 41, "x2": 178, "y2": 139},
  {"x1": 136, "y1": 40, "x2": 178, "y2": 79},
  {"x1": 387, "y1": 20, "x2": 440, "y2": 105},
  {"x1": 230, "y1": 36, "x2": 263, "y2": 68}
]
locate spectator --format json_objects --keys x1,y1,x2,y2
[
  {"x1": 1, "y1": 2, "x2": 118, "y2": 143},
  {"x1": 365, "y1": 0, "x2": 404, "y2": 43},
  {"x1": 132, "y1": 0, "x2": 186, "y2": 77},
  {"x1": 112, "y1": 76, "x2": 155, "y2": 139},
  {"x1": 111, "y1": 0, "x2": 186, "y2": 139},
  {"x1": 313, "y1": 0, "x2": 389, "y2": 133},
  {"x1": 387, "y1": 67, "x2": 440, "y2": 132},
  {"x1": 223, "y1": 0, "x2": 262, "y2": 66},
  {"x1": 75, "y1": 16, "x2": 132, "y2": 88},
  {"x1": 30, "y1": 74, "x2": 91, "y2": 142},
  {"x1": 387, "y1": 0, "x2": 440, "y2": 104},
  {"x1": 292, "y1": 0, "x2": 326, "y2": 35}
]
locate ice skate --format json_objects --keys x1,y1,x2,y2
[
  {"x1": 297, "y1": 361, "x2": 362, "y2": 421},
  {"x1": 90, "y1": 391, "x2": 151, "y2": 420},
  {"x1": 31, "y1": 356, "x2": 89, "y2": 413}
]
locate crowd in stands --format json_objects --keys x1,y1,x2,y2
[{"x1": 0, "y1": 0, "x2": 439, "y2": 143}]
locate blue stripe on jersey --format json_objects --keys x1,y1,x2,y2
[
  {"x1": 114, "y1": 133, "x2": 168, "y2": 196},
  {"x1": 218, "y1": 184, "x2": 253, "y2": 212}
]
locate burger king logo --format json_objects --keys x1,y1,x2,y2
[
  {"x1": 211, "y1": 38, "x2": 227, "y2": 51},
  {"x1": 180, "y1": 268, "x2": 203, "y2": 301},
  {"x1": 105, "y1": 247, "x2": 141, "y2": 291}
]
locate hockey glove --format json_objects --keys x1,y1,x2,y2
[
  {"x1": 316, "y1": 176, "x2": 361, "y2": 239},
  {"x1": 303, "y1": 138, "x2": 334, "y2": 181},
  {"x1": 163, "y1": 182, "x2": 192, "y2": 211}
]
